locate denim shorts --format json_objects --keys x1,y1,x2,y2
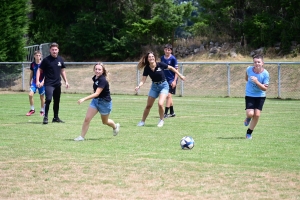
[
  {"x1": 90, "y1": 98, "x2": 112, "y2": 115},
  {"x1": 30, "y1": 83, "x2": 45, "y2": 95},
  {"x1": 148, "y1": 81, "x2": 169, "y2": 98}
]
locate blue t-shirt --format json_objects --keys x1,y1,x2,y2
[
  {"x1": 39, "y1": 55, "x2": 66, "y2": 87},
  {"x1": 245, "y1": 66, "x2": 269, "y2": 97},
  {"x1": 30, "y1": 62, "x2": 44, "y2": 83},
  {"x1": 160, "y1": 55, "x2": 178, "y2": 84},
  {"x1": 92, "y1": 75, "x2": 111, "y2": 102},
  {"x1": 142, "y1": 62, "x2": 168, "y2": 82}
]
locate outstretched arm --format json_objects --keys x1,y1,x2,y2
[
  {"x1": 78, "y1": 88, "x2": 103, "y2": 104},
  {"x1": 168, "y1": 65, "x2": 185, "y2": 81}
]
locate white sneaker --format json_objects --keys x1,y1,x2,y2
[
  {"x1": 74, "y1": 136, "x2": 84, "y2": 141},
  {"x1": 137, "y1": 121, "x2": 145, "y2": 126},
  {"x1": 113, "y1": 123, "x2": 120, "y2": 136},
  {"x1": 157, "y1": 120, "x2": 164, "y2": 127}
]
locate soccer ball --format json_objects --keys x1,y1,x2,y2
[{"x1": 180, "y1": 136, "x2": 194, "y2": 150}]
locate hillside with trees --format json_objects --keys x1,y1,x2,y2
[{"x1": 1, "y1": 0, "x2": 300, "y2": 62}]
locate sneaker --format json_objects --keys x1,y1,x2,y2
[
  {"x1": 113, "y1": 123, "x2": 120, "y2": 136},
  {"x1": 43, "y1": 117, "x2": 48, "y2": 124},
  {"x1": 40, "y1": 111, "x2": 44, "y2": 116},
  {"x1": 168, "y1": 113, "x2": 176, "y2": 117},
  {"x1": 52, "y1": 118, "x2": 65, "y2": 123},
  {"x1": 246, "y1": 133, "x2": 252, "y2": 139},
  {"x1": 26, "y1": 110, "x2": 35, "y2": 116},
  {"x1": 244, "y1": 118, "x2": 251, "y2": 126},
  {"x1": 164, "y1": 114, "x2": 169, "y2": 118},
  {"x1": 157, "y1": 120, "x2": 164, "y2": 127},
  {"x1": 137, "y1": 121, "x2": 145, "y2": 126},
  {"x1": 74, "y1": 136, "x2": 85, "y2": 141}
]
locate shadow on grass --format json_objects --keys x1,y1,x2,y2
[{"x1": 217, "y1": 136, "x2": 245, "y2": 139}]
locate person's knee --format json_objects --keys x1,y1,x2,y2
[
  {"x1": 145, "y1": 104, "x2": 153, "y2": 110},
  {"x1": 45, "y1": 99, "x2": 52, "y2": 104}
]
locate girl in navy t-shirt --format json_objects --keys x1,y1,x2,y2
[
  {"x1": 135, "y1": 52, "x2": 186, "y2": 128},
  {"x1": 74, "y1": 63, "x2": 120, "y2": 141}
]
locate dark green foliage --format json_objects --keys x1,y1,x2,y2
[
  {"x1": 0, "y1": 0, "x2": 29, "y2": 62},
  {"x1": 28, "y1": 0, "x2": 194, "y2": 61},
  {"x1": 191, "y1": 0, "x2": 300, "y2": 53},
  {"x1": 0, "y1": 0, "x2": 29, "y2": 83}
]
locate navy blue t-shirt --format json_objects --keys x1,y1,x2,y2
[
  {"x1": 142, "y1": 62, "x2": 168, "y2": 82},
  {"x1": 92, "y1": 75, "x2": 111, "y2": 102},
  {"x1": 39, "y1": 55, "x2": 66, "y2": 87}
]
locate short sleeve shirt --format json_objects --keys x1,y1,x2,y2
[
  {"x1": 161, "y1": 55, "x2": 178, "y2": 84},
  {"x1": 142, "y1": 62, "x2": 168, "y2": 82},
  {"x1": 30, "y1": 62, "x2": 44, "y2": 83},
  {"x1": 245, "y1": 66, "x2": 270, "y2": 97},
  {"x1": 39, "y1": 55, "x2": 66, "y2": 86},
  {"x1": 92, "y1": 75, "x2": 111, "y2": 102}
]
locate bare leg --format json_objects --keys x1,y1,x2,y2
[
  {"x1": 245, "y1": 109, "x2": 254, "y2": 119},
  {"x1": 249, "y1": 109, "x2": 261, "y2": 130},
  {"x1": 29, "y1": 91, "x2": 34, "y2": 108},
  {"x1": 158, "y1": 93, "x2": 168, "y2": 120},
  {"x1": 40, "y1": 95, "x2": 45, "y2": 110},
  {"x1": 80, "y1": 107, "x2": 98, "y2": 138},
  {"x1": 166, "y1": 93, "x2": 173, "y2": 107},
  {"x1": 141, "y1": 96, "x2": 156, "y2": 122},
  {"x1": 101, "y1": 114, "x2": 116, "y2": 129}
]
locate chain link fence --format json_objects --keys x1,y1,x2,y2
[{"x1": 0, "y1": 62, "x2": 299, "y2": 99}]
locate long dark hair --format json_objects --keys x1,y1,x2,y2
[{"x1": 137, "y1": 52, "x2": 156, "y2": 70}]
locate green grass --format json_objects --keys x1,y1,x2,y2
[{"x1": 0, "y1": 93, "x2": 299, "y2": 199}]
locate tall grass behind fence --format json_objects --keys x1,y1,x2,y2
[{"x1": 1, "y1": 62, "x2": 300, "y2": 99}]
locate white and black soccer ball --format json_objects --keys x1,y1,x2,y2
[{"x1": 180, "y1": 136, "x2": 194, "y2": 150}]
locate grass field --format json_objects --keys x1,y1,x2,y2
[{"x1": 0, "y1": 93, "x2": 299, "y2": 199}]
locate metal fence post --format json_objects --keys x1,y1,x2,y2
[
  {"x1": 180, "y1": 63, "x2": 184, "y2": 97},
  {"x1": 277, "y1": 63, "x2": 281, "y2": 98},
  {"x1": 136, "y1": 64, "x2": 140, "y2": 95},
  {"x1": 22, "y1": 62, "x2": 25, "y2": 91},
  {"x1": 227, "y1": 63, "x2": 230, "y2": 97}
]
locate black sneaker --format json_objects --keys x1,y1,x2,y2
[
  {"x1": 52, "y1": 118, "x2": 65, "y2": 123},
  {"x1": 163, "y1": 113, "x2": 169, "y2": 118},
  {"x1": 43, "y1": 117, "x2": 48, "y2": 124},
  {"x1": 168, "y1": 113, "x2": 176, "y2": 117}
]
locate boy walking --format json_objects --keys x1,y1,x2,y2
[
  {"x1": 161, "y1": 44, "x2": 178, "y2": 118},
  {"x1": 26, "y1": 50, "x2": 45, "y2": 116}
]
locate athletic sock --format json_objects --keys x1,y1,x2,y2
[
  {"x1": 170, "y1": 106, "x2": 174, "y2": 114},
  {"x1": 165, "y1": 107, "x2": 169, "y2": 115},
  {"x1": 247, "y1": 128, "x2": 253, "y2": 134},
  {"x1": 30, "y1": 106, "x2": 34, "y2": 110}
]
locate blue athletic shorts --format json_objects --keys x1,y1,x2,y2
[
  {"x1": 30, "y1": 83, "x2": 45, "y2": 95},
  {"x1": 148, "y1": 81, "x2": 169, "y2": 98},
  {"x1": 89, "y1": 98, "x2": 112, "y2": 115}
]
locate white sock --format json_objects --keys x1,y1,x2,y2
[
  {"x1": 40, "y1": 108, "x2": 44, "y2": 112},
  {"x1": 30, "y1": 106, "x2": 35, "y2": 110}
]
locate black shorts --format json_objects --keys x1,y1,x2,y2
[
  {"x1": 245, "y1": 96, "x2": 266, "y2": 111},
  {"x1": 169, "y1": 85, "x2": 176, "y2": 95}
]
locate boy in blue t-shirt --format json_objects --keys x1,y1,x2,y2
[
  {"x1": 26, "y1": 50, "x2": 45, "y2": 116},
  {"x1": 244, "y1": 54, "x2": 270, "y2": 139},
  {"x1": 161, "y1": 44, "x2": 178, "y2": 118}
]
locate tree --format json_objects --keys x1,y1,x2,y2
[
  {"x1": 123, "y1": 0, "x2": 194, "y2": 46},
  {"x1": 0, "y1": 0, "x2": 30, "y2": 62},
  {"x1": 0, "y1": 0, "x2": 30, "y2": 81}
]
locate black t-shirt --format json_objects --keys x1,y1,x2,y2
[
  {"x1": 39, "y1": 55, "x2": 66, "y2": 86},
  {"x1": 92, "y1": 75, "x2": 111, "y2": 102},
  {"x1": 142, "y1": 62, "x2": 168, "y2": 82}
]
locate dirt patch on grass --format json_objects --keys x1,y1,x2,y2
[{"x1": 1, "y1": 158, "x2": 299, "y2": 199}]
